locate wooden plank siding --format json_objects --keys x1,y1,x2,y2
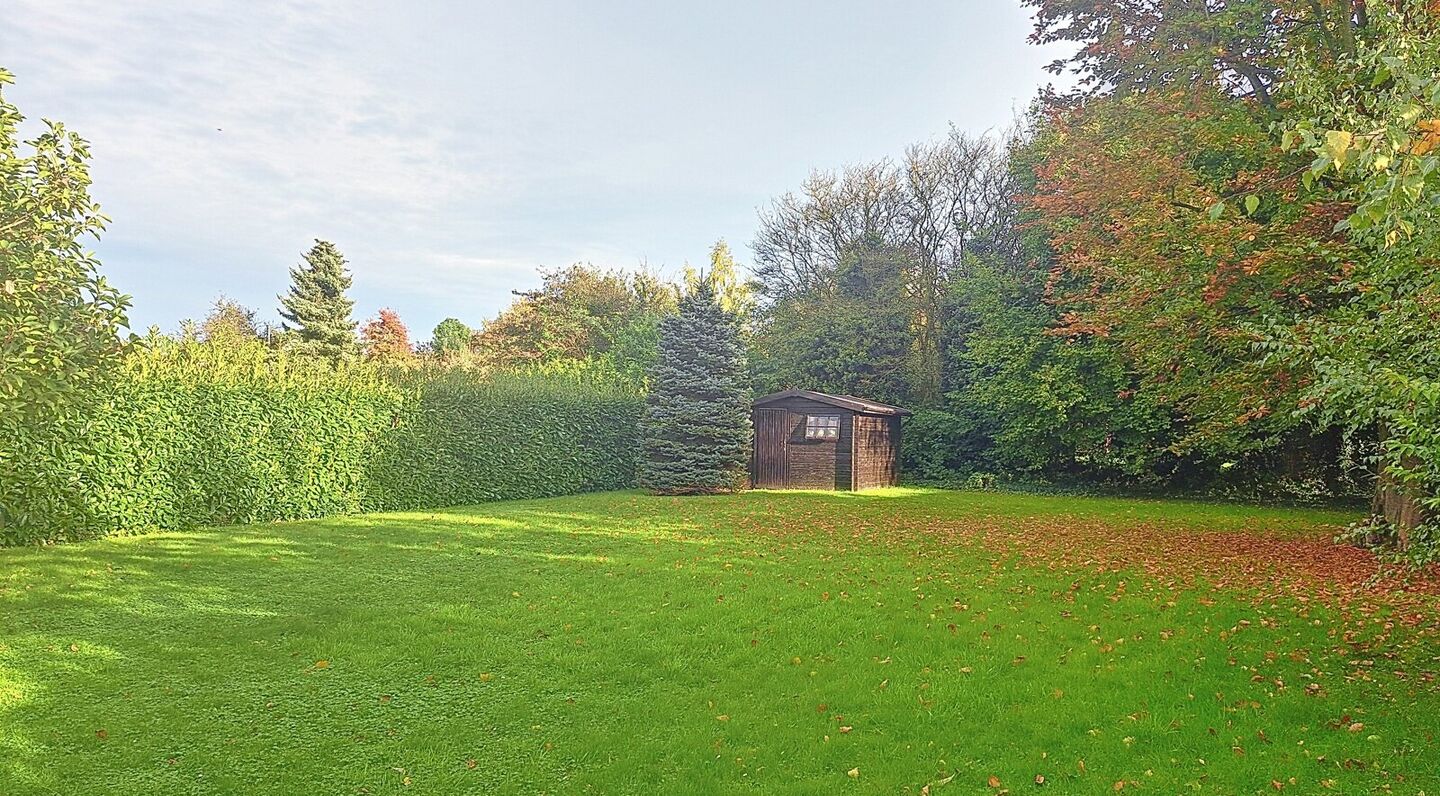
[
  {"x1": 749, "y1": 392, "x2": 906, "y2": 491},
  {"x1": 851, "y1": 415, "x2": 899, "y2": 490},
  {"x1": 751, "y1": 408, "x2": 789, "y2": 488}
]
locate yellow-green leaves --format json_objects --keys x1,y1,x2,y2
[{"x1": 1321, "y1": 130, "x2": 1354, "y2": 170}]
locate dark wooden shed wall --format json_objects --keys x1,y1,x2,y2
[
  {"x1": 750, "y1": 395, "x2": 901, "y2": 490},
  {"x1": 852, "y1": 414, "x2": 900, "y2": 490}
]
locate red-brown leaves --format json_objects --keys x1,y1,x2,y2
[{"x1": 1026, "y1": 86, "x2": 1359, "y2": 436}]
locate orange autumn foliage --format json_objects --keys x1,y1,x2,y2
[{"x1": 1026, "y1": 88, "x2": 1358, "y2": 448}]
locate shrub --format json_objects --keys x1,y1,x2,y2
[
  {"x1": 365, "y1": 368, "x2": 642, "y2": 511},
  {"x1": 1, "y1": 337, "x2": 642, "y2": 545},
  {"x1": 900, "y1": 410, "x2": 982, "y2": 482}
]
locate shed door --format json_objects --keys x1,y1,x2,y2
[{"x1": 752, "y1": 409, "x2": 789, "y2": 488}]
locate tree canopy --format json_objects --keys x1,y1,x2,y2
[
  {"x1": 470, "y1": 264, "x2": 677, "y2": 381},
  {"x1": 361, "y1": 308, "x2": 413, "y2": 362},
  {"x1": 429, "y1": 318, "x2": 471, "y2": 359},
  {"x1": 0, "y1": 68, "x2": 130, "y2": 418}
]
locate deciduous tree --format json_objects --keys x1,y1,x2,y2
[
  {"x1": 752, "y1": 240, "x2": 917, "y2": 406},
  {"x1": 1264, "y1": 0, "x2": 1440, "y2": 553},
  {"x1": 683, "y1": 240, "x2": 753, "y2": 321},
  {"x1": 198, "y1": 296, "x2": 263, "y2": 346},
  {"x1": 471, "y1": 264, "x2": 676, "y2": 375},
  {"x1": 361, "y1": 308, "x2": 413, "y2": 362},
  {"x1": 0, "y1": 68, "x2": 130, "y2": 417},
  {"x1": 430, "y1": 317, "x2": 471, "y2": 360}
]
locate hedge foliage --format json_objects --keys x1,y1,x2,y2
[
  {"x1": 366, "y1": 370, "x2": 644, "y2": 511},
  {"x1": 0, "y1": 338, "x2": 643, "y2": 545}
]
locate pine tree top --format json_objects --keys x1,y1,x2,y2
[{"x1": 278, "y1": 239, "x2": 357, "y2": 359}]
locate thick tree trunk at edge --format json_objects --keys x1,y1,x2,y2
[{"x1": 1372, "y1": 449, "x2": 1425, "y2": 550}]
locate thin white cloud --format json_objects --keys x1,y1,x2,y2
[
  {"x1": 3, "y1": 0, "x2": 1067, "y2": 333},
  {"x1": 8, "y1": 0, "x2": 482, "y2": 251}
]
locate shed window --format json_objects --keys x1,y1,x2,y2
[{"x1": 805, "y1": 415, "x2": 840, "y2": 440}]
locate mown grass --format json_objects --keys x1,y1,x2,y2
[{"x1": 1, "y1": 489, "x2": 1436, "y2": 794}]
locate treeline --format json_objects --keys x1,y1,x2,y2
[
  {"x1": 6, "y1": 1, "x2": 1440, "y2": 560},
  {"x1": 182, "y1": 241, "x2": 745, "y2": 389},
  {"x1": 747, "y1": 1, "x2": 1440, "y2": 560}
]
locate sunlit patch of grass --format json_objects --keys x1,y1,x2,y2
[{"x1": 0, "y1": 489, "x2": 1434, "y2": 794}]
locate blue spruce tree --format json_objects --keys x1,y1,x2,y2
[{"x1": 639, "y1": 281, "x2": 751, "y2": 494}]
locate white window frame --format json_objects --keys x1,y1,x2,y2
[{"x1": 805, "y1": 414, "x2": 840, "y2": 440}]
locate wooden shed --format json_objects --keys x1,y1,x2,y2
[{"x1": 750, "y1": 389, "x2": 912, "y2": 490}]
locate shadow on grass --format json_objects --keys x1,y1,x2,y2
[
  {"x1": 0, "y1": 489, "x2": 1431, "y2": 794},
  {"x1": 2, "y1": 499, "x2": 736, "y2": 789}
]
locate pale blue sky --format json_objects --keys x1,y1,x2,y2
[{"x1": 5, "y1": 1, "x2": 1068, "y2": 338}]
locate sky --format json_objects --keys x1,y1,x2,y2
[{"x1": 4, "y1": 1, "x2": 1069, "y2": 338}]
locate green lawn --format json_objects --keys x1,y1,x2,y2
[{"x1": 2, "y1": 489, "x2": 1437, "y2": 794}]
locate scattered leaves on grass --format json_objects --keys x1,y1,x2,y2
[{"x1": 920, "y1": 771, "x2": 957, "y2": 794}]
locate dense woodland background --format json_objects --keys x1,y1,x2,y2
[{"x1": 5, "y1": 1, "x2": 1440, "y2": 560}]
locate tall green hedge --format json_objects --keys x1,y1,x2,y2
[
  {"x1": 365, "y1": 371, "x2": 643, "y2": 511},
  {"x1": 0, "y1": 340, "x2": 642, "y2": 545}
]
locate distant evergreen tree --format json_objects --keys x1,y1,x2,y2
[
  {"x1": 639, "y1": 281, "x2": 751, "y2": 494},
  {"x1": 278, "y1": 240, "x2": 356, "y2": 359}
]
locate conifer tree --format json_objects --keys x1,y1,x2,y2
[
  {"x1": 278, "y1": 240, "x2": 356, "y2": 359},
  {"x1": 639, "y1": 281, "x2": 751, "y2": 494}
]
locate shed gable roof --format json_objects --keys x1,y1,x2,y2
[{"x1": 752, "y1": 389, "x2": 913, "y2": 417}]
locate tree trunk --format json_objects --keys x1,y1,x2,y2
[{"x1": 1372, "y1": 444, "x2": 1425, "y2": 550}]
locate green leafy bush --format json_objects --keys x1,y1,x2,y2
[
  {"x1": 2, "y1": 337, "x2": 642, "y2": 545},
  {"x1": 365, "y1": 369, "x2": 642, "y2": 511},
  {"x1": 899, "y1": 410, "x2": 981, "y2": 483}
]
